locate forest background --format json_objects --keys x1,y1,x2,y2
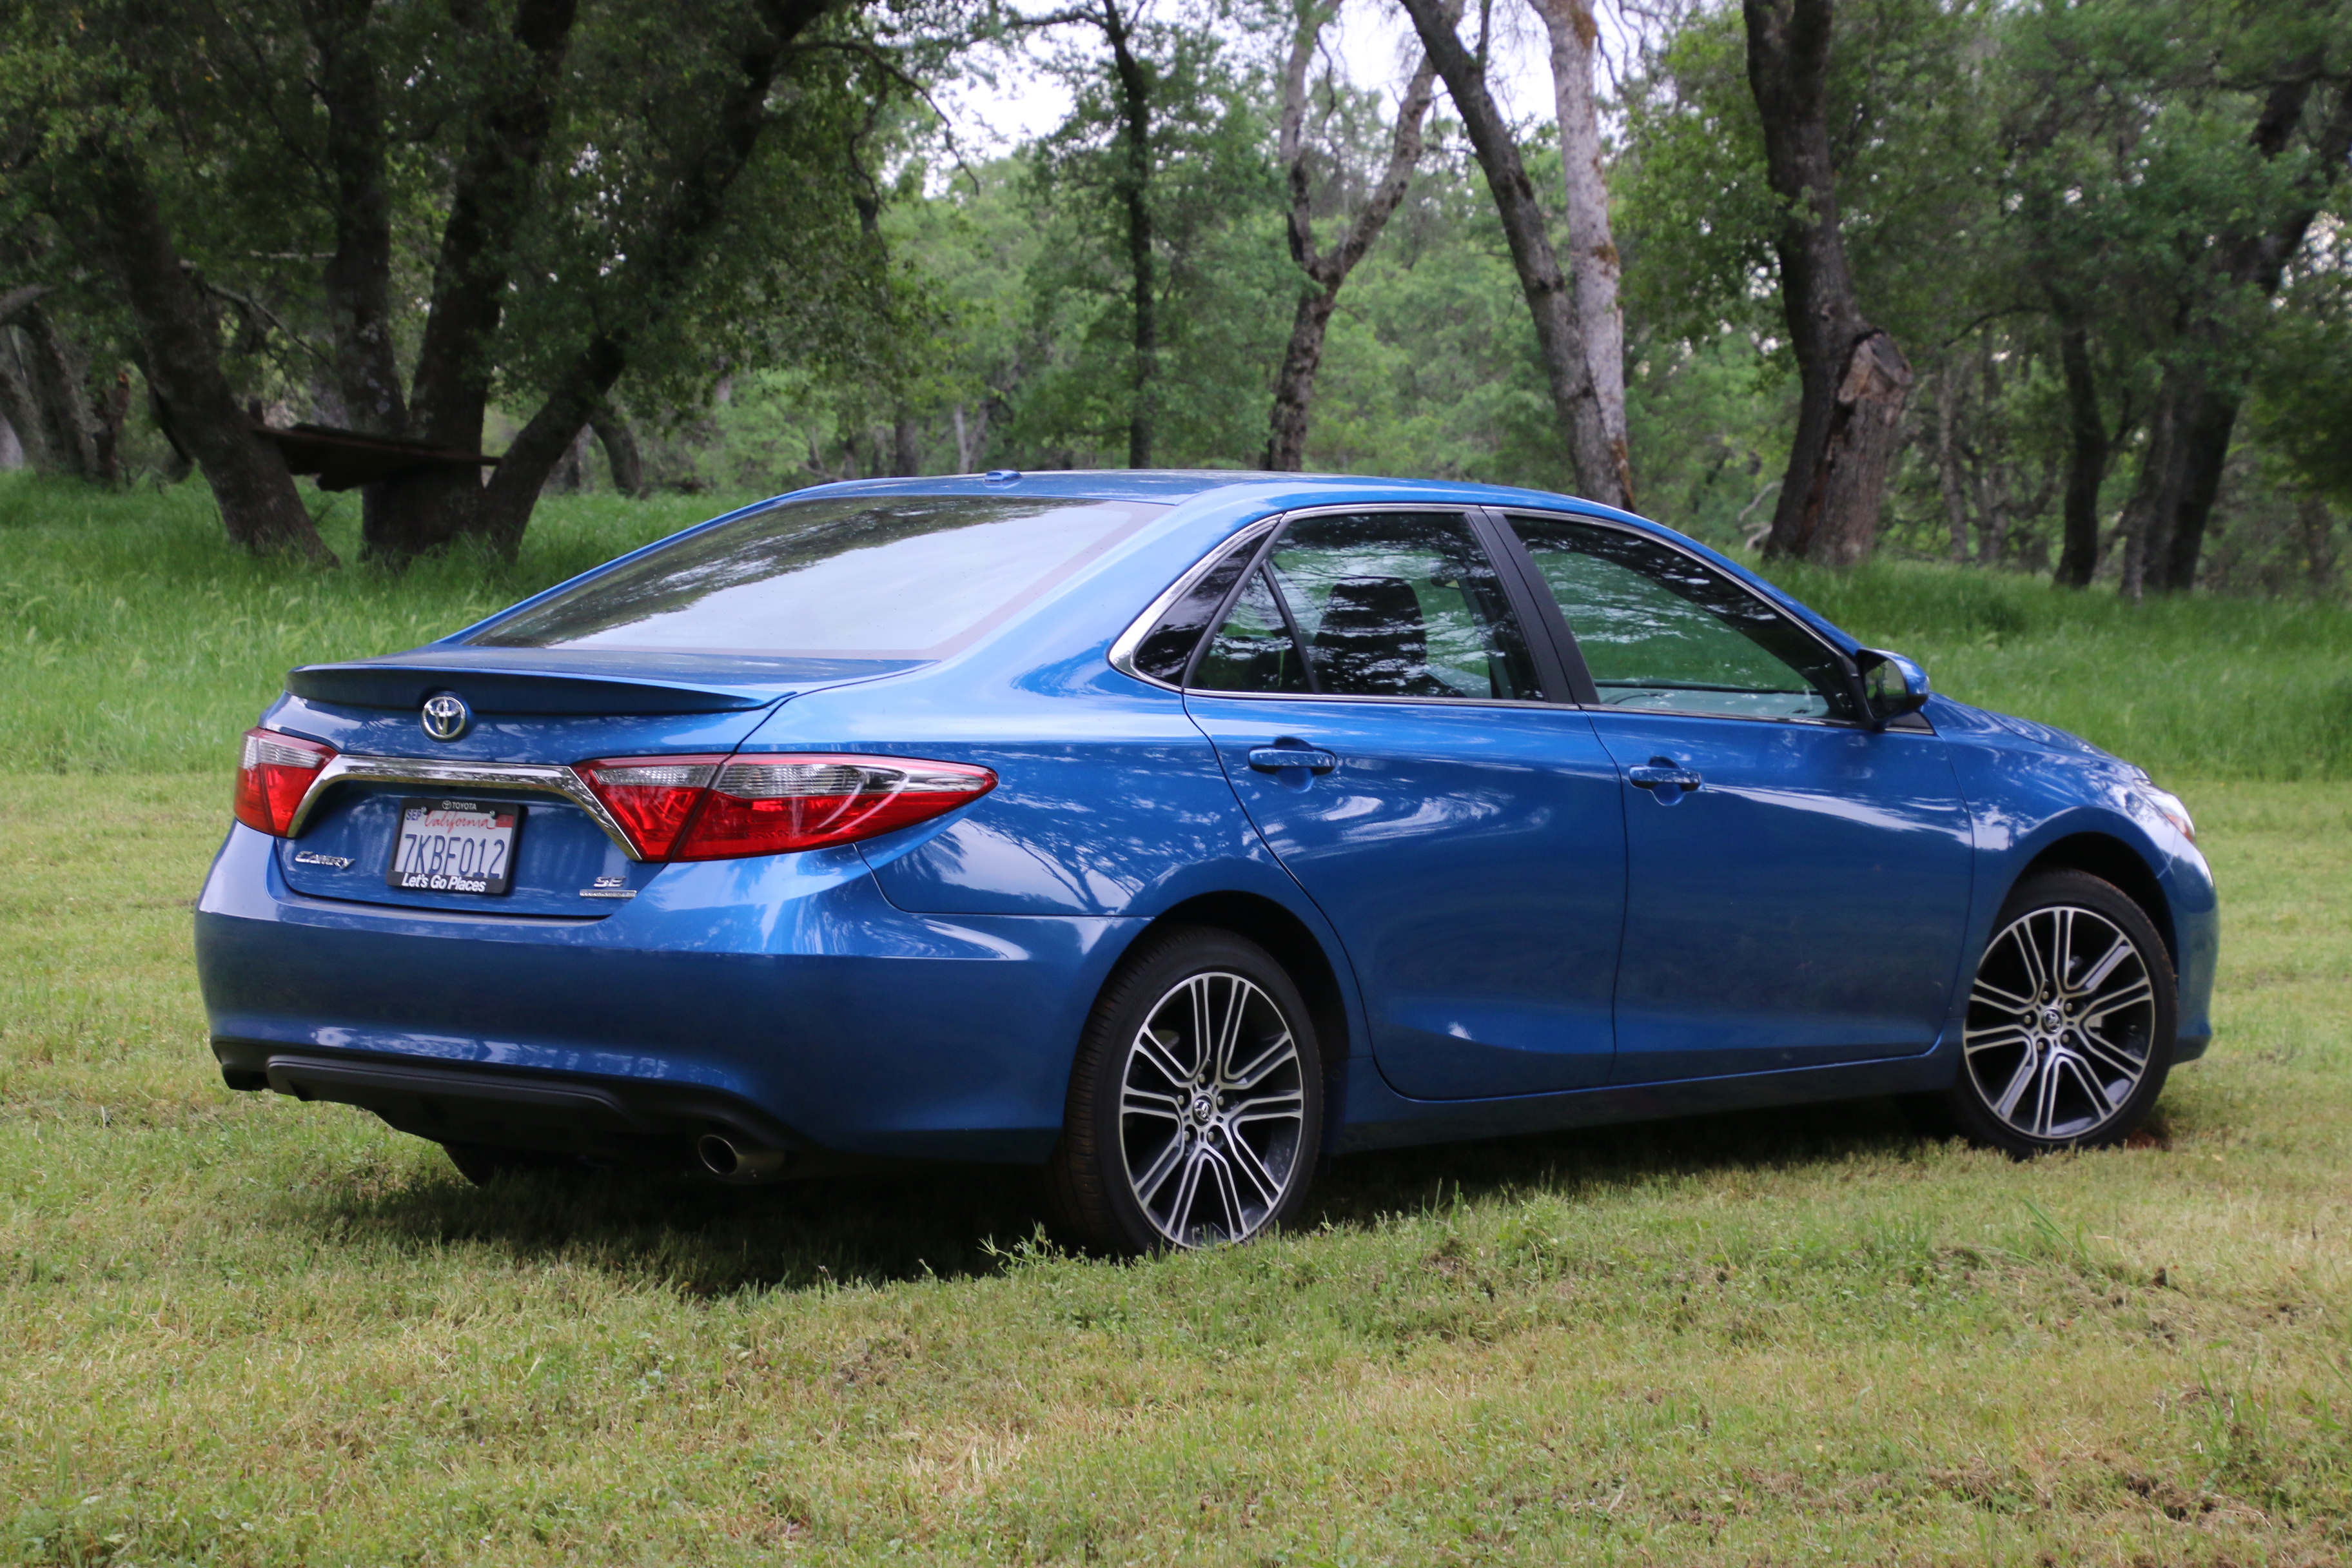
[{"x1": 1, "y1": 0, "x2": 2347, "y2": 598}]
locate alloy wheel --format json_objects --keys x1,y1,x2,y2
[
  {"x1": 1116, "y1": 970, "x2": 1308, "y2": 1248},
  {"x1": 1963, "y1": 904, "x2": 2156, "y2": 1141}
]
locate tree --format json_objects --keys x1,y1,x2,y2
[
  {"x1": 1396, "y1": 0, "x2": 1629, "y2": 507},
  {"x1": 1741, "y1": 0, "x2": 1912, "y2": 566},
  {"x1": 1262, "y1": 0, "x2": 1441, "y2": 469},
  {"x1": 1023, "y1": 1, "x2": 1284, "y2": 467},
  {"x1": 2118, "y1": 42, "x2": 2352, "y2": 595},
  {"x1": 4, "y1": 0, "x2": 920, "y2": 564},
  {"x1": 1529, "y1": 0, "x2": 1629, "y2": 496}
]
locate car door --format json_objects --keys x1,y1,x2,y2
[
  {"x1": 1496, "y1": 511, "x2": 1975, "y2": 1084},
  {"x1": 1180, "y1": 507, "x2": 1628, "y2": 1099}
]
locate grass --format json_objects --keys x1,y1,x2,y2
[{"x1": 3, "y1": 476, "x2": 2351, "y2": 1563}]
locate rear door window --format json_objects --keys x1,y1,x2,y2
[
  {"x1": 472, "y1": 495, "x2": 1161, "y2": 657},
  {"x1": 1190, "y1": 511, "x2": 1540, "y2": 701}
]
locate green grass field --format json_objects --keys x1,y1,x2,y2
[{"x1": 4, "y1": 476, "x2": 2351, "y2": 1564}]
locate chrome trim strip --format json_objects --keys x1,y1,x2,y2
[
  {"x1": 1106, "y1": 517, "x2": 1281, "y2": 691},
  {"x1": 286, "y1": 754, "x2": 642, "y2": 859}
]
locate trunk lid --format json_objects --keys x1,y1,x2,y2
[{"x1": 267, "y1": 649, "x2": 920, "y2": 916}]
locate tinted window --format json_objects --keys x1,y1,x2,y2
[
  {"x1": 1192, "y1": 511, "x2": 1540, "y2": 700},
  {"x1": 1509, "y1": 515, "x2": 1857, "y2": 721},
  {"x1": 1191, "y1": 567, "x2": 1310, "y2": 693},
  {"x1": 473, "y1": 495, "x2": 1160, "y2": 656},
  {"x1": 1126, "y1": 534, "x2": 1260, "y2": 683}
]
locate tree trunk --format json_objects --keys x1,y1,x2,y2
[
  {"x1": 892, "y1": 409, "x2": 922, "y2": 476},
  {"x1": 1934, "y1": 359, "x2": 1968, "y2": 564},
  {"x1": 952, "y1": 404, "x2": 981, "y2": 473},
  {"x1": 2298, "y1": 492, "x2": 2338, "y2": 594},
  {"x1": 1743, "y1": 0, "x2": 1912, "y2": 565},
  {"x1": 2, "y1": 304, "x2": 108, "y2": 480},
  {"x1": 83, "y1": 148, "x2": 335, "y2": 562},
  {"x1": 1264, "y1": 2, "x2": 1442, "y2": 471},
  {"x1": 1265, "y1": 291, "x2": 1340, "y2": 471},
  {"x1": 2051, "y1": 304, "x2": 2106, "y2": 589},
  {"x1": 309, "y1": 0, "x2": 405, "y2": 436},
  {"x1": 0, "y1": 329, "x2": 52, "y2": 473},
  {"x1": 1396, "y1": 0, "x2": 1624, "y2": 507},
  {"x1": 1102, "y1": 0, "x2": 1157, "y2": 469},
  {"x1": 589, "y1": 407, "x2": 646, "y2": 496},
  {"x1": 364, "y1": 0, "x2": 580, "y2": 563},
  {"x1": 1530, "y1": 0, "x2": 1631, "y2": 504},
  {"x1": 2139, "y1": 75, "x2": 2352, "y2": 593},
  {"x1": 2116, "y1": 373, "x2": 2188, "y2": 602}
]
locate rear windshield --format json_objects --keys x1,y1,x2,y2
[{"x1": 469, "y1": 495, "x2": 1162, "y2": 656}]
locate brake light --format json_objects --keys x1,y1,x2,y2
[
  {"x1": 576, "y1": 755, "x2": 728, "y2": 859},
  {"x1": 233, "y1": 728, "x2": 335, "y2": 836},
  {"x1": 681, "y1": 756, "x2": 997, "y2": 859},
  {"x1": 577, "y1": 752, "x2": 996, "y2": 861}
]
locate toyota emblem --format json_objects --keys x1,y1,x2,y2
[{"x1": 420, "y1": 692, "x2": 471, "y2": 742}]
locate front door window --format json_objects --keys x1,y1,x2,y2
[{"x1": 1509, "y1": 516, "x2": 1856, "y2": 721}]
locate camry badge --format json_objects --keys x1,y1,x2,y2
[
  {"x1": 293, "y1": 851, "x2": 354, "y2": 869},
  {"x1": 420, "y1": 692, "x2": 471, "y2": 742}
]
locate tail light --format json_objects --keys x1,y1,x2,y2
[
  {"x1": 233, "y1": 728, "x2": 336, "y2": 836},
  {"x1": 576, "y1": 755, "x2": 728, "y2": 859},
  {"x1": 578, "y1": 752, "x2": 995, "y2": 862}
]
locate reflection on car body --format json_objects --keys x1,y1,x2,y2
[{"x1": 197, "y1": 472, "x2": 2217, "y2": 1251}]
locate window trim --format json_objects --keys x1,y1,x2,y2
[
  {"x1": 1107, "y1": 518, "x2": 1281, "y2": 691},
  {"x1": 1175, "y1": 503, "x2": 1568, "y2": 707},
  {"x1": 1487, "y1": 506, "x2": 1873, "y2": 729}
]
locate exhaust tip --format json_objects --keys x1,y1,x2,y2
[{"x1": 695, "y1": 1132, "x2": 788, "y2": 1184}]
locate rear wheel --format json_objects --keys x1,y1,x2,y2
[
  {"x1": 1939, "y1": 869, "x2": 2176, "y2": 1156},
  {"x1": 1046, "y1": 927, "x2": 1323, "y2": 1253}
]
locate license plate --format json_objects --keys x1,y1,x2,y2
[{"x1": 386, "y1": 798, "x2": 522, "y2": 896}]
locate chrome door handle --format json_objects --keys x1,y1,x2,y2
[
  {"x1": 1247, "y1": 746, "x2": 1338, "y2": 775},
  {"x1": 1627, "y1": 762, "x2": 1702, "y2": 791}
]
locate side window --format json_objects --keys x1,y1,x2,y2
[
  {"x1": 1126, "y1": 536, "x2": 1259, "y2": 683},
  {"x1": 1192, "y1": 511, "x2": 1540, "y2": 700},
  {"x1": 1191, "y1": 567, "x2": 1310, "y2": 693},
  {"x1": 1508, "y1": 514, "x2": 1858, "y2": 722}
]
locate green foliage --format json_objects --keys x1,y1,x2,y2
[{"x1": 1018, "y1": 12, "x2": 1291, "y2": 464}]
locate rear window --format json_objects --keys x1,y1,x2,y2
[{"x1": 470, "y1": 495, "x2": 1163, "y2": 656}]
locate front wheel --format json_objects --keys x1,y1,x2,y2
[
  {"x1": 1046, "y1": 927, "x2": 1323, "y2": 1253},
  {"x1": 1938, "y1": 868, "x2": 2177, "y2": 1156}
]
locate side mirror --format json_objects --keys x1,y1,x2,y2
[{"x1": 1856, "y1": 648, "x2": 1930, "y2": 729}]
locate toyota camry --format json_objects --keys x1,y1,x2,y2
[{"x1": 196, "y1": 471, "x2": 2217, "y2": 1251}]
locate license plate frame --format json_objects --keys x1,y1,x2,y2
[{"x1": 385, "y1": 797, "x2": 524, "y2": 896}]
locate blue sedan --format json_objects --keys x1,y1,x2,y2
[{"x1": 197, "y1": 472, "x2": 2217, "y2": 1251}]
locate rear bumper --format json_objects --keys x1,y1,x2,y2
[
  {"x1": 217, "y1": 1042, "x2": 812, "y2": 1171},
  {"x1": 196, "y1": 823, "x2": 1137, "y2": 1162}
]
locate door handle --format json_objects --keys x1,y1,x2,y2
[
  {"x1": 1627, "y1": 760, "x2": 1702, "y2": 792},
  {"x1": 1247, "y1": 745, "x2": 1338, "y2": 776}
]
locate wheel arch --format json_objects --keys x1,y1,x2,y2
[
  {"x1": 1124, "y1": 890, "x2": 1353, "y2": 1076},
  {"x1": 2014, "y1": 832, "x2": 2177, "y2": 967}
]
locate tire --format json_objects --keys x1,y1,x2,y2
[
  {"x1": 1045, "y1": 926, "x2": 1324, "y2": 1253},
  {"x1": 1937, "y1": 868, "x2": 2177, "y2": 1157}
]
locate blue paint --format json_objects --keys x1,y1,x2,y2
[{"x1": 194, "y1": 471, "x2": 2220, "y2": 1168}]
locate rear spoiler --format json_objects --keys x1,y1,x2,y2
[{"x1": 286, "y1": 648, "x2": 924, "y2": 716}]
